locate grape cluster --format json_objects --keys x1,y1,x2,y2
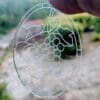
[{"x1": 46, "y1": 32, "x2": 65, "y2": 60}]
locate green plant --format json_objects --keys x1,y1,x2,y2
[
  {"x1": 43, "y1": 16, "x2": 83, "y2": 59},
  {"x1": 95, "y1": 23, "x2": 100, "y2": 33},
  {"x1": 70, "y1": 13, "x2": 95, "y2": 32},
  {"x1": 91, "y1": 17, "x2": 100, "y2": 42},
  {"x1": 0, "y1": 15, "x2": 17, "y2": 35},
  {"x1": 0, "y1": 83, "x2": 12, "y2": 100},
  {"x1": 91, "y1": 32, "x2": 100, "y2": 42},
  {"x1": 0, "y1": 28, "x2": 7, "y2": 35},
  {"x1": 94, "y1": 17, "x2": 100, "y2": 33}
]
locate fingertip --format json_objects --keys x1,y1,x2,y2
[
  {"x1": 49, "y1": 0, "x2": 84, "y2": 14},
  {"x1": 77, "y1": 0, "x2": 100, "y2": 17}
]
